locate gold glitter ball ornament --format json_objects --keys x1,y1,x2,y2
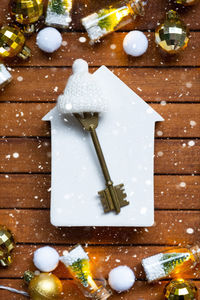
[
  {"x1": 164, "y1": 279, "x2": 198, "y2": 300},
  {"x1": 175, "y1": 0, "x2": 199, "y2": 6},
  {"x1": 10, "y1": 0, "x2": 43, "y2": 24},
  {"x1": 10, "y1": 0, "x2": 43, "y2": 33},
  {"x1": 0, "y1": 225, "x2": 15, "y2": 267},
  {"x1": 0, "y1": 26, "x2": 31, "y2": 60},
  {"x1": 24, "y1": 271, "x2": 63, "y2": 300},
  {"x1": 155, "y1": 10, "x2": 189, "y2": 54}
]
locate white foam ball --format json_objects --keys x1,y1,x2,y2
[
  {"x1": 123, "y1": 30, "x2": 148, "y2": 57},
  {"x1": 36, "y1": 27, "x2": 62, "y2": 53},
  {"x1": 33, "y1": 246, "x2": 59, "y2": 272},
  {"x1": 72, "y1": 59, "x2": 88, "y2": 74},
  {"x1": 108, "y1": 265, "x2": 135, "y2": 293}
]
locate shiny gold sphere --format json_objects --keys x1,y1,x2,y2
[
  {"x1": 164, "y1": 279, "x2": 198, "y2": 300},
  {"x1": 175, "y1": 0, "x2": 199, "y2": 6},
  {"x1": 10, "y1": 0, "x2": 43, "y2": 24},
  {"x1": 0, "y1": 26, "x2": 26, "y2": 58},
  {"x1": 0, "y1": 225, "x2": 15, "y2": 267},
  {"x1": 155, "y1": 10, "x2": 189, "y2": 54},
  {"x1": 28, "y1": 273, "x2": 63, "y2": 300}
]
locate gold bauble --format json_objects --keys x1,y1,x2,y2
[
  {"x1": 10, "y1": 0, "x2": 43, "y2": 33},
  {"x1": 164, "y1": 279, "x2": 198, "y2": 300},
  {"x1": 175, "y1": 0, "x2": 199, "y2": 6},
  {"x1": 0, "y1": 26, "x2": 31, "y2": 60},
  {"x1": 155, "y1": 10, "x2": 189, "y2": 54},
  {"x1": 0, "y1": 225, "x2": 15, "y2": 267},
  {"x1": 10, "y1": 0, "x2": 43, "y2": 24},
  {"x1": 28, "y1": 273, "x2": 63, "y2": 300}
]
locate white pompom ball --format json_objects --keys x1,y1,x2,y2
[
  {"x1": 123, "y1": 30, "x2": 148, "y2": 57},
  {"x1": 33, "y1": 246, "x2": 59, "y2": 272},
  {"x1": 108, "y1": 265, "x2": 135, "y2": 293},
  {"x1": 36, "y1": 27, "x2": 62, "y2": 53},
  {"x1": 72, "y1": 59, "x2": 88, "y2": 74}
]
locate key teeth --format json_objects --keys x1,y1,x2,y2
[
  {"x1": 115, "y1": 184, "x2": 129, "y2": 207},
  {"x1": 98, "y1": 190, "x2": 111, "y2": 213},
  {"x1": 98, "y1": 184, "x2": 129, "y2": 213}
]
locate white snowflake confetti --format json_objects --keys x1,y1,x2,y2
[
  {"x1": 186, "y1": 228, "x2": 194, "y2": 234},
  {"x1": 13, "y1": 152, "x2": 19, "y2": 158},
  {"x1": 188, "y1": 140, "x2": 195, "y2": 147}
]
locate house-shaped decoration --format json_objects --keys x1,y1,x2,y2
[{"x1": 43, "y1": 65, "x2": 164, "y2": 227}]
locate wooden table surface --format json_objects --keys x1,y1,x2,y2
[{"x1": 0, "y1": 0, "x2": 200, "y2": 299}]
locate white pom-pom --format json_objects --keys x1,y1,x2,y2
[
  {"x1": 33, "y1": 246, "x2": 59, "y2": 272},
  {"x1": 108, "y1": 265, "x2": 135, "y2": 293},
  {"x1": 36, "y1": 27, "x2": 62, "y2": 53},
  {"x1": 72, "y1": 59, "x2": 88, "y2": 74},
  {"x1": 123, "y1": 30, "x2": 148, "y2": 57}
]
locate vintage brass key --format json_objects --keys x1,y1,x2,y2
[{"x1": 74, "y1": 112, "x2": 129, "y2": 214}]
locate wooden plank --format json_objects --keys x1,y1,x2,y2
[
  {"x1": 5, "y1": 32, "x2": 198, "y2": 67},
  {"x1": 0, "y1": 0, "x2": 200, "y2": 30},
  {"x1": 2, "y1": 279, "x2": 200, "y2": 300},
  {"x1": 0, "y1": 245, "x2": 199, "y2": 279},
  {"x1": 0, "y1": 175, "x2": 199, "y2": 210},
  {"x1": 1, "y1": 68, "x2": 199, "y2": 103},
  {"x1": 0, "y1": 210, "x2": 199, "y2": 245},
  {"x1": 0, "y1": 138, "x2": 199, "y2": 174},
  {"x1": 0, "y1": 103, "x2": 200, "y2": 138}
]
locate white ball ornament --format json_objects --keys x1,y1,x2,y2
[
  {"x1": 36, "y1": 27, "x2": 62, "y2": 53},
  {"x1": 108, "y1": 265, "x2": 135, "y2": 293},
  {"x1": 123, "y1": 30, "x2": 148, "y2": 57},
  {"x1": 33, "y1": 246, "x2": 59, "y2": 272}
]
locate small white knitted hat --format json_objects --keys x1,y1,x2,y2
[{"x1": 57, "y1": 59, "x2": 107, "y2": 114}]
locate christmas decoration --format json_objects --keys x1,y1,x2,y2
[
  {"x1": 155, "y1": 10, "x2": 189, "y2": 54},
  {"x1": 10, "y1": 0, "x2": 43, "y2": 34},
  {"x1": 36, "y1": 27, "x2": 62, "y2": 53},
  {"x1": 0, "y1": 64, "x2": 12, "y2": 89},
  {"x1": 60, "y1": 245, "x2": 112, "y2": 299},
  {"x1": 0, "y1": 26, "x2": 31, "y2": 60},
  {"x1": 164, "y1": 279, "x2": 198, "y2": 300},
  {"x1": 33, "y1": 246, "x2": 59, "y2": 272},
  {"x1": 0, "y1": 225, "x2": 15, "y2": 267},
  {"x1": 175, "y1": 0, "x2": 200, "y2": 6},
  {"x1": 24, "y1": 270, "x2": 63, "y2": 299},
  {"x1": 81, "y1": 0, "x2": 146, "y2": 44},
  {"x1": 45, "y1": 0, "x2": 72, "y2": 29},
  {"x1": 123, "y1": 30, "x2": 148, "y2": 57},
  {"x1": 57, "y1": 59, "x2": 129, "y2": 214},
  {"x1": 142, "y1": 245, "x2": 200, "y2": 282},
  {"x1": 0, "y1": 285, "x2": 29, "y2": 297},
  {"x1": 108, "y1": 265, "x2": 135, "y2": 293},
  {"x1": 57, "y1": 59, "x2": 108, "y2": 113}
]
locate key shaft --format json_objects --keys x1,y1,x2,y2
[{"x1": 89, "y1": 125, "x2": 121, "y2": 213}]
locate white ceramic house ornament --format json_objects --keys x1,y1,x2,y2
[{"x1": 43, "y1": 59, "x2": 164, "y2": 227}]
